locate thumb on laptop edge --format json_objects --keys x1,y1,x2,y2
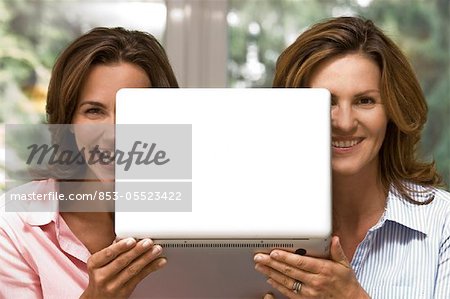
[{"x1": 263, "y1": 292, "x2": 275, "y2": 299}]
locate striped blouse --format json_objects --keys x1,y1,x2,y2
[{"x1": 352, "y1": 183, "x2": 450, "y2": 298}]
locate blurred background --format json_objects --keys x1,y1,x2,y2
[{"x1": 1, "y1": 0, "x2": 449, "y2": 191}]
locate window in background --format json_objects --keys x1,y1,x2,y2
[
  {"x1": 0, "y1": 0, "x2": 166, "y2": 192},
  {"x1": 228, "y1": 0, "x2": 450, "y2": 187},
  {"x1": 164, "y1": 0, "x2": 227, "y2": 87}
]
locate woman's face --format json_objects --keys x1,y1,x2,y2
[
  {"x1": 71, "y1": 62, "x2": 151, "y2": 180},
  {"x1": 309, "y1": 53, "x2": 388, "y2": 178}
]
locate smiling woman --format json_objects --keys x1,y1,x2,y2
[
  {"x1": 72, "y1": 62, "x2": 151, "y2": 181},
  {"x1": 0, "y1": 27, "x2": 179, "y2": 298},
  {"x1": 255, "y1": 16, "x2": 450, "y2": 299},
  {"x1": 309, "y1": 53, "x2": 388, "y2": 179}
]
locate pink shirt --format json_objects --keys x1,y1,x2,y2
[
  {"x1": 0, "y1": 180, "x2": 91, "y2": 298},
  {"x1": 0, "y1": 180, "x2": 152, "y2": 298}
]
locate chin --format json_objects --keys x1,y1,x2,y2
[
  {"x1": 332, "y1": 162, "x2": 364, "y2": 177},
  {"x1": 87, "y1": 166, "x2": 115, "y2": 181},
  {"x1": 332, "y1": 157, "x2": 380, "y2": 178}
]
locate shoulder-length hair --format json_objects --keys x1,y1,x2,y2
[
  {"x1": 42, "y1": 27, "x2": 178, "y2": 180},
  {"x1": 273, "y1": 16, "x2": 442, "y2": 204},
  {"x1": 47, "y1": 26, "x2": 178, "y2": 124}
]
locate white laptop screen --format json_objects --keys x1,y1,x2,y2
[{"x1": 115, "y1": 88, "x2": 331, "y2": 241}]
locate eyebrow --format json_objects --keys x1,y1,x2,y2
[
  {"x1": 330, "y1": 89, "x2": 381, "y2": 99},
  {"x1": 354, "y1": 89, "x2": 380, "y2": 97},
  {"x1": 78, "y1": 101, "x2": 107, "y2": 109}
]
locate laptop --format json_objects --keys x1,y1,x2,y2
[{"x1": 114, "y1": 88, "x2": 331, "y2": 298}]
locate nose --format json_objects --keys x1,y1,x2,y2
[
  {"x1": 104, "y1": 113, "x2": 115, "y2": 125},
  {"x1": 331, "y1": 104, "x2": 358, "y2": 134},
  {"x1": 100, "y1": 113, "x2": 115, "y2": 149},
  {"x1": 102, "y1": 123, "x2": 115, "y2": 144}
]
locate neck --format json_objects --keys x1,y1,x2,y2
[
  {"x1": 60, "y1": 211, "x2": 115, "y2": 254},
  {"x1": 62, "y1": 211, "x2": 114, "y2": 222},
  {"x1": 58, "y1": 178, "x2": 114, "y2": 212},
  {"x1": 332, "y1": 164, "x2": 388, "y2": 234}
]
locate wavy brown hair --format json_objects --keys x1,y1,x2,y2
[
  {"x1": 47, "y1": 27, "x2": 178, "y2": 124},
  {"x1": 274, "y1": 16, "x2": 443, "y2": 204},
  {"x1": 42, "y1": 27, "x2": 178, "y2": 179}
]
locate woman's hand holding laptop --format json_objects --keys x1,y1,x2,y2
[
  {"x1": 80, "y1": 238, "x2": 166, "y2": 298},
  {"x1": 254, "y1": 237, "x2": 370, "y2": 298}
]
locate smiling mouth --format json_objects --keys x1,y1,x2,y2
[
  {"x1": 331, "y1": 138, "x2": 363, "y2": 148},
  {"x1": 91, "y1": 147, "x2": 115, "y2": 163},
  {"x1": 97, "y1": 148, "x2": 114, "y2": 155}
]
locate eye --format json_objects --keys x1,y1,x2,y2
[
  {"x1": 85, "y1": 107, "x2": 103, "y2": 115},
  {"x1": 357, "y1": 97, "x2": 376, "y2": 105}
]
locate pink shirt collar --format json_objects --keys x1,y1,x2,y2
[
  {"x1": 18, "y1": 179, "x2": 60, "y2": 226},
  {"x1": 7, "y1": 179, "x2": 91, "y2": 263}
]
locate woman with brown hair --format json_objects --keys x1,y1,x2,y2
[
  {"x1": 254, "y1": 17, "x2": 450, "y2": 298},
  {"x1": 0, "y1": 27, "x2": 178, "y2": 298}
]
